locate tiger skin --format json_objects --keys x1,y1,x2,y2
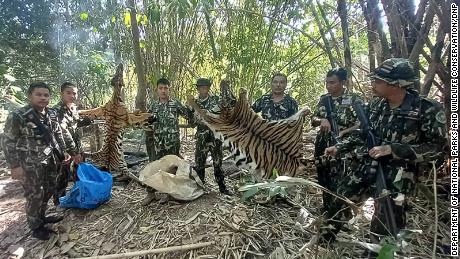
[
  {"x1": 79, "y1": 64, "x2": 151, "y2": 180},
  {"x1": 187, "y1": 88, "x2": 310, "y2": 179}
]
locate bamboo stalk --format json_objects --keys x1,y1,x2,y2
[
  {"x1": 432, "y1": 162, "x2": 438, "y2": 259},
  {"x1": 75, "y1": 241, "x2": 213, "y2": 259}
]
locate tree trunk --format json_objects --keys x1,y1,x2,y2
[
  {"x1": 310, "y1": 2, "x2": 337, "y2": 67},
  {"x1": 128, "y1": 0, "x2": 147, "y2": 111},
  {"x1": 337, "y1": 0, "x2": 352, "y2": 89},
  {"x1": 381, "y1": 0, "x2": 408, "y2": 57},
  {"x1": 410, "y1": 0, "x2": 429, "y2": 49},
  {"x1": 408, "y1": 1, "x2": 435, "y2": 62},
  {"x1": 399, "y1": 0, "x2": 416, "y2": 53},
  {"x1": 316, "y1": 0, "x2": 342, "y2": 66},
  {"x1": 359, "y1": 0, "x2": 376, "y2": 70},
  {"x1": 370, "y1": 0, "x2": 391, "y2": 61},
  {"x1": 204, "y1": 6, "x2": 219, "y2": 60},
  {"x1": 421, "y1": 23, "x2": 446, "y2": 96}
]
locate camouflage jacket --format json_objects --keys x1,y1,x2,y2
[
  {"x1": 2, "y1": 105, "x2": 68, "y2": 168},
  {"x1": 191, "y1": 87, "x2": 236, "y2": 139},
  {"x1": 312, "y1": 92, "x2": 362, "y2": 155},
  {"x1": 251, "y1": 93, "x2": 298, "y2": 121},
  {"x1": 337, "y1": 92, "x2": 447, "y2": 193},
  {"x1": 193, "y1": 95, "x2": 221, "y2": 138},
  {"x1": 53, "y1": 101, "x2": 90, "y2": 154},
  {"x1": 149, "y1": 98, "x2": 191, "y2": 145},
  {"x1": 219, "y1": 88, "x2": 237, "y2": 109}
]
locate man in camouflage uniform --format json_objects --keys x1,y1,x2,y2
[
  {"x1": 192, "y1": 78, "x2": 232, "y2": 195},
  {"x1": 2, "y1": 82, "x2": 72, "y2": 240},
  {"x1": 311, "y1": 68, "x2": 362, "y2": 234},
  {"x1": 251, "y1": 72, "x2": 298, "y2": 120},
  {"x1": 53, "y1": 82, "x2": 92, "y2": 205},
  {"x1": 142, "y1": 78, "x2": 192, "y2": 205},
  {"x1": 324, "y1": 59, "x2": 447, "y2": 251}
]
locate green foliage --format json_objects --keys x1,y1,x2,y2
[
  {"x1": 0, "y1": 0, "x2": 60, "y2": 90},
  {"x1": 271, "y1": 168, "x2": 279, "y2": 179},
  {"x1": 1, "y1": 0, "x2": 437, "y2": 112},
  {"x1": 242, "y1": 186, "x2": 259, "y2": 201},
  {"x1": 80, "y1": 12, "x2": 89, "y2": 21},
  {"x1": 124, "y1": 11, "x2": 131, "y2": 27},
  {"x1": 377, "y1": 243, "x2": 396, "y2": 259},
  {"x1": 239, "y1": 176, "x2": 289, "y2": 202}
]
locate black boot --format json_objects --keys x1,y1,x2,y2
[
  {"x1": 219, "y1": 184, "x2": 233, "y2": 196},
  {"x1": 195, "y1": 167, "x2": 206, "y2": 183},
  {"x1": 32, "y1": 226, "x2": 52, "y2": 240},
  {"x1": 215, "y1": 171, "x2": 233, "y2": 196},
  {"x1": 361, "y1": 250, "x2": 379, "y2": 258},
  {"x1": 43, "y1": 215, "x2": 64, "y2": 224},
  {"x1": 317, "y1": 231, "x2": 336, "y2": 248}
]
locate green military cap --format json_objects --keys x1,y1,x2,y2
[
  {"x1": 195, "y1": 78, "x2": 212, "y2": 87},
  {"x1": 369, "y1": 58, "x2": 418, "y2": 87}
]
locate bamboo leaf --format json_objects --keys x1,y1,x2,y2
[
  {"x1": 242, "y1": 187, "x2": 259, "y2": 201},
  {"x1": 80, "y1": 12, "x2": 89, "y2": 21},
  {"x1": 148, "y1": 4, "x2": 160, "y2": 23},
  {"x1": 377, "y1": 244, "x2": 395, "y2": 259},
  {"x1": 124, "y1": 11, "x2": 131, "y2": 27}
]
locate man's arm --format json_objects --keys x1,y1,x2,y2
[
  {"x1": 338, "y1": 124, "x2": 360, "y2": 138},
  {"x1": 311, "y1": 97, "x2": 324, "y2": 127},
  {"x1": 310, "y1": 97, "x2": 333, "y2": 134},
  {"x1": 53, "y1": 118, "x2": 71, "y2": 155},
  {"x1": 390, "y1": 102, "x2": 447, "y2": 162},
  {"x1": 1, "y1": 112, "x2": 22, "y2": 169},
  {"x1": 77, "y1": 117, "x2": 93, "y2": 128},
  {"x1": 58, "y1": 116, "x2": 78, "y2": 155},
  {"x1": 52, "y1": 122, "x2": 72, "y2": 163},
  {"x1": 220, "y1": 80, "x2": 236, "y2": 108},
  {"x1": 289, "y1": 97, "x2": 299, "y2": 115},
  {"x1": 251, "y1": 97, "x2": 262, "y2": 113},
  {"x1": 177, "y1": 100, "x2": 194, "y2": 122}
]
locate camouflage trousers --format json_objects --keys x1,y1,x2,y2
[
  {"x1": 21, "y1": 158, "x2": 59, "y2": 230},
  {"x1": 314, "y1": 134, "x2": 340, "y2": 213},
  {"x1": 145, "y1": 131, "x2": 180, "y2": 162},
  {"x1": 54, "y1": 162, "x2": 73, "y2": 205},
  {"x1": 194, "y1": 132, "x2": 225, "y2": 184},
  {"x1": 144, "y1": 131, "x2": 181, "y2": 196},
  {"x1": 315, "y1": 158, "x2": 341, "y2": 213},
  {"x1": 145, "y1": 131, "x2": 155, "y2": 162},
  {"x1": 322, "y1": 161, "x2": 409, "y2": 242}
]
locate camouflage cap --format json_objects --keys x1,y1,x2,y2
[
  {"x1": 195, "y1": 78, "x2": 212, "y2": 87},
  {"x1": 369, "y1": 58, "x2": 418, "y2": 87}
]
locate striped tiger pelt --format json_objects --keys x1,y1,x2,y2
[
  {"x1": 79, "y1": 64, "x2": 151, "y2": 179},
  {"x1": 187, "y1": 88, "x2": 309, "y2": 179}
]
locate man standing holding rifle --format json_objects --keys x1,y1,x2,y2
[
  {"x1": 325, "y1": 58, "x2": 447, "y2": 256},
  {"x1": 311, "y1": 67, "x2": 362, "y2": 244},
  {"x1": 2, "y1": 82, "x2": 72, "y2": 240}
]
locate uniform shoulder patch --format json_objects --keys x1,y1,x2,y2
[{"x1": 435, "y1": 110, "x2": 446, "y2": 124}]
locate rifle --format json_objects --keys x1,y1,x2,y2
[
  {"x1": 323, "y1": 95, "x2": 340, "y2": 144},
  {"x1": 28, "y1": 109, "x2": 65, "y2": 161},
  {"x1": 352, "y1": 101, "x2": 398, "y2": 238}
]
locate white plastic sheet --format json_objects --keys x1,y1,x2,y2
[{"x1": 139, "y1": 155, "x2": 205, "y2": 201}]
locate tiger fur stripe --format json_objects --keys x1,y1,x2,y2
[
  {"x1": 79, "y1": 64, "x2": 151, "y2": 180},
  {"x1": 188, "y1": 88, "x2": 308, "y2": 179}
]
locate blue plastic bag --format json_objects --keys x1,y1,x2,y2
[{"x1": 59, "y1": 163, "x2": 113, "y2": 209}]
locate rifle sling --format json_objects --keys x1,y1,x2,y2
[{"x1": 29, "y1": 109, "x2": 64, "y2": 160}]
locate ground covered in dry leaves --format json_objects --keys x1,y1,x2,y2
[{"x1": 0, "y1": 130, "x2": 453, "y2": 259}]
